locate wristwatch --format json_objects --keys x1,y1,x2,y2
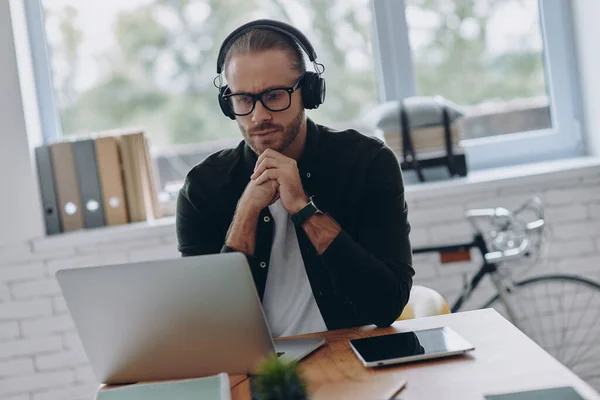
[{"x1": 291, "y1": 196, "x2": 323, "y2": 226}]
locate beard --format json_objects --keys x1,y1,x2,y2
[{"x1": 238, "y1": 109, "x2": 305, "y2": 155}]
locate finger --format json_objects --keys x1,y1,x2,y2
[
  {"x1": 251, "y1": 157, "x2": 278, "y2": 180},
  {"x1": 256, "y1": 149, "x2": 288, "y2": 169},
  {"x1": 255, "y1": 168, "x2": 279, "y2": 185}
]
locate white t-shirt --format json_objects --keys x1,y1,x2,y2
[{"x1": 262, "y1": 199, "x2": 328, "y2": 338}]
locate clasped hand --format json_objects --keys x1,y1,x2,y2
[{"x1": 240, "y1": 149, "x2": 308, "y2": 215}]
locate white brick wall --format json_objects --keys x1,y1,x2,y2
[
  {"x1": 0, "y1": 337, "x2": 63, "y2": 358},
  {"x1": 0, "y1": 370, "x2": 75, "y2": 397},
  {"x1": 31, "y1": 384, "x2": 98, "y2": 400},
  {"x1": 0, "y1": 358, "x2": 35, "y2": 378},
  {"x1": 35, "y1": 350, "x2": 88, "y2": 370},
  {"x1": 11, "y1": 279, "x2": 62, "y2": 300},
  {"x1": 21, "y1": 315, "x2": 75, "y2": 337},
  {"x1": 3, "y1": 395, "x2": 32, "y2": 400},
  {"x1": 0, "y1": 165, "x2": 599, "y2": 399},
  {"x1": 0, "y1": 262, "x2": 45, "y2": 282},
  {"x1": 0, "y1": 299, "x2": 52, "y2": 320},
  {"x1": 0, "y1": 321, "x2": 20, "y2": 340}
]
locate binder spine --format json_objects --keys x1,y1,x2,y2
[
  {"x1": 34, "y1": 145, "x2": 62, "y2": 235},
  {"x1": 73, "y1": 139, "x2": 106, "y2": 229}
]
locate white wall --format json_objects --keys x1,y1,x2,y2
[
  {"x1": 572, "y1": 0, "x2": 600, "y2": 157},
  {"x1": 0, "y1": 1, "x2": 44, "y2": 245}
]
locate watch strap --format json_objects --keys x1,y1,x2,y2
[{"x1": 291, "y1": 197, "x2": 321, "y2": 226}]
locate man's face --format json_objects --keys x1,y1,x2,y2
[{"x1": 225, "y1": 50, "x2": 305, "y2": 155}]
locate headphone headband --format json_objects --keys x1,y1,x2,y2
[
  {"x1": 216, "y1": 19, "x2": 318, "y2": 74},
  {"x1": 216, "y1": 19, "x2": 326, "y2": 117}
]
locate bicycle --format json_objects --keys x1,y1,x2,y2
[{"x1": 413, "y1": 197, "x2": 600, "y2": 390}]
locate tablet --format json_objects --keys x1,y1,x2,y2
[{"x1": 349, "y1": 326, "x2": 475, "y2": 367}]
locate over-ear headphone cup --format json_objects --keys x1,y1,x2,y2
[
  {"x1": 218, "y1": 86, "x2": 236, "y2": 120},
  {"x1": 301, "y1": 72, "x2": 326, "y2": 110},
  {"x1": 317, "y1": 78, "x2": 326, "y2": 107}
]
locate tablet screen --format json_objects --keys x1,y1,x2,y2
[{"x1": 349, "y1": 327, "x2": 471, "y2": 363}]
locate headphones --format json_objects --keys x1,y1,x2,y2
[{"x1": 216, "y1": 19, "x2": 326, "y2": 120}]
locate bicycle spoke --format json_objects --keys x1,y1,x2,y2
[
  {"x1": 562, "y1": 287, "x2": 596, "y2": 368},
  {"x1": 579, "y1": 372, "x2": 600, "y2": 384},
  {"x1": 528, "y1": 283, "x2": 549, "y2": 349},
  {"x1": 571, "y1": 334, "x2": 600, "y2": 376},
  {"x1": 557, "y1": 279, "x2": 569, "y2": 362},
  {"x1": 558, "y1": 281, "x2": 580, "y2": 363},
  {"x1": 544, "y1": 281, "x2": 559, "y2": 354},
  {"x1": 563, "y1": 291, "x2": 600, "y2": 370},
  {"x1": 570, "y1": 352, "x2": 600, "y2": 380}
]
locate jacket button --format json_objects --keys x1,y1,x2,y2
[
  {"x1": 306, "y1": 172, "x2": 311, "y2": 178},
  {"x1": 263, "y1": 216, "x2": 270, "y2": 222},
  {"x1": 260, "y1": 261, "x2": 267, "y2": 268}
]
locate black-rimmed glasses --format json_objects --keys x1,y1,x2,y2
[{"x1": 222, "y1": 73, "x2": 305, "y2": 116}]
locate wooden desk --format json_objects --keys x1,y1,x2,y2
[{"x1": 230, "y1": 309, "x2": 600, "y2": 400}]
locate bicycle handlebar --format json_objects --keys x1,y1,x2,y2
[{"x1": 464, "y1": 196, "x2": 545, "y2": 263}]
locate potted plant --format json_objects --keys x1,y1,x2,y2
[{"x1": 252, "y1": 354, "x2": 309, "y2": 400}]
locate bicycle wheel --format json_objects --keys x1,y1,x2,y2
[{"x1": 480, "y1": 274, "x2": 600, "y2": 391}]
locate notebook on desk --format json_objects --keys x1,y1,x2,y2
[
  {"x1": 96, "y1": 373, "x2": 231, "y2": 400},
  {"x1": 485, "y1": 386, "x2": 584, "y2": 400}
]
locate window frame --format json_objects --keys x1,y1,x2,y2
[
  {"x1": 27, "y1": 0, "x2": 584, "y2": 172},
  {"x1": 23, "y1": 0, "x2": 62, "y2": 145},
  {"x1": 371, "y1": 0, "x2": 584, "y2": 171}
]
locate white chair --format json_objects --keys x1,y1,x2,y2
[{"x1": 398, "y1": 285, "x2": 450, "y2": 320}]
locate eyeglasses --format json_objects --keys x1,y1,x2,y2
[{"x1": 222, "y1": 74, "x2": 305, "y2": 116}]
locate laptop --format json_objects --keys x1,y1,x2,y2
[{"x1": 55, "y1": 252, "x2": 325, "y2": 384}]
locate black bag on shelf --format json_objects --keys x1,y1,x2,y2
[{"x1": 398, "y1": 98, "x2": 468, "y2": 182}]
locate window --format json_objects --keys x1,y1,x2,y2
[
  {"x1": 407, "y1": 0, "x2": 550, "y2": 140},
  {"x1": 24, "y1": 0, "x2": 582, "y2": 202},
  {"x1": 372, "y1": 0, "x2": 583, "y2": 170}
]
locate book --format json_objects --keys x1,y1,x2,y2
[
  {"x1": 141, "y1": 136, "x2": 162, "y2": 219},
  {"x1": 118, "y1": 133, "x2": 144, "y2": 222},
  {"x1": 94, "y1": 136, "x2": 129, "y2": 226},
  {"x1": 34, "y1": 145, "x2": 62, "y2": 235},
  {"x1": 72, "y1": 139, "x2": 106, "y2": 229},
  {"x1": 117, "y1": 132, "x2": 161, "y2": 223},
  {"x1": 485, "y1": 386, "x2": 584, "y2": 400},
  {"x1": 49, "y1": 141, "x2": 85, "y2": 232},
  {"x1": 130, "y1": 133, "x2": 160, "y2": 220},
  {"x1": 96, "y1": 373, "x2": 231, "y2": 400}
]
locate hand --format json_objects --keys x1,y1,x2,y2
[
  {"x1": 250, "y1": 149, "x2": 309, "y2": 214},
  {"x1": 238, "y1": 177, "x2": 280, "y2": 216}
]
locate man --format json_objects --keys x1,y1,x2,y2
[{"x1": 176, "y1": 20, "x2": 414, "y2": 337}]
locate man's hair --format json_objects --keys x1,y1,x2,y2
[{"x1": 222, "y1": 28, "x2": 307, "y2": 77}]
